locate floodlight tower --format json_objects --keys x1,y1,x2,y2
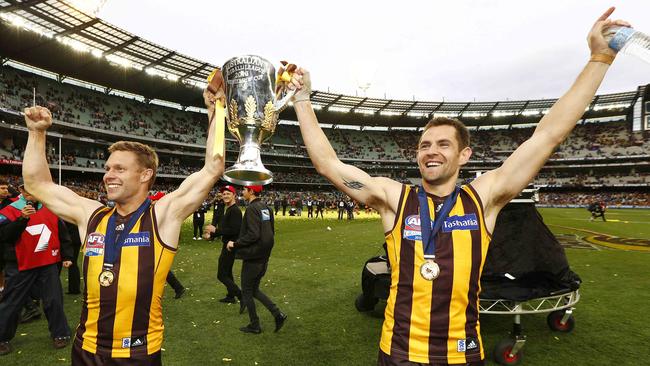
[{"x1": 358, "y1": 82, "x2": 371, "y2": 97}]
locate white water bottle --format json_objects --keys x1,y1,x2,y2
[{"x1": 604, "y1": 26, "x2": 650, "y2": 64}]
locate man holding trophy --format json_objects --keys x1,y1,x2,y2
[
  {"x1": 216, "y1": 55, "x2": 294, "y2": 333},
  {"x1": 21, "y1": 82, "x2": 225, "y2": 364},
  {"x1": 284, "y1": 7, "x2": 627, "y2": 366}
]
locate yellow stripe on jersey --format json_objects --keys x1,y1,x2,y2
[
  {"x1": 111, "y1": 219, "x2": 142, "y2": 357},
  {"x1": 380, "y1": 185, "x2": 409, "y2": 355},
  {"x1": 407, "y1": 194, "x2": 435, "y2": 360},
  {"x1": 82, "y1": 208, "x2": 114, "y2": 354},
  {"x1": 147, "y1": 211, "x2": 175, "y2": 355},
  {"x1": 463, "y1": 185, "x2": 491, "y2": 360},
  {"x1": 447, "y1": 196, "x2": 471, "y2": 363}
]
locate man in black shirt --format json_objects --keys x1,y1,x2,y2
[
  {"x1": 337, "y1": 199, "x2": 345, "y2": 220},
  {"x1": 347, "y1": 200, "x2": 355, "y2": 220},
  {"x1": 211, "y1": 192, "x2": 225, "y2": 230},
  {"x1": 227, "y1": 185, "x2": 286, "y2": 334},
  {"x1": 281, "y1": 196, "x2": 288, "y2": 216},
  {"x1": 204, "y1": 185, "x2": 243, "y2": 304},
  {"x1": 273, "y1": 196, "x2": 281, "y2": 216},
  {"x1": 306, "y1": 197, "x2": 314, "y2": 218},
  {"x1": 63, "y1": 221, "x2": 81, "y2": 295},
  {"x1": 588, "y1": 201, "x2": 607, "y2": 222},
  {"x1": 192, "y1": 200, "x2": 208, "y2": 240},
  {"x1": 316, "y1": 198, "x2": 325, "y2": 219}
]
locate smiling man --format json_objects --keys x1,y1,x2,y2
[
  {"x1": 287, "y1": 8, "x2": 627, "y2": 366},
  {"x1": 21, "y1": 86, "x2": 224, "y2": 365},
  {"x1": 203, "y1": 185, "x2": 243, "y2": 305}
]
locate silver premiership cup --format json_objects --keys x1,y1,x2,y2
[{"x1": 221, "y1": 55, "x2": 294, "y2": 185}]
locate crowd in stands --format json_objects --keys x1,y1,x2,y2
[
  {"x1": 4, "y1": 65, "x2": 648, "y2": 164},
  {"x1": 2, "y1": 139, "x2": 649, "y2": 188},
  {"x1": 538, "y1": 191, "x2": 650, "y2": 207},
  {"x1": 536, "y1": 171, "x2": 650, "y2": 186},
  {"x1": 2, "y1": 64, "x2": 650, "y2": 196}
]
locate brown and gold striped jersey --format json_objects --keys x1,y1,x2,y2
[
  {"x1": 380, "y1": 184, "x2": 491, "y2": 364},
  {"x1": 74, "y1": 203, "x2": 176, "y2": 358}
]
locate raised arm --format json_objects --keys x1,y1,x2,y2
[
  {"x1": 473, "y1": 7, "x2": 628, "y2": 222},
  {"x1": 289, "y1": 69, "x2": 402, "y2": 223},
  {"x1": 155, "y1": 88, "x2": 225, "y2": 232},
  {"x1": 22, "y1": 106, "x2": 102, "y2": 228}
]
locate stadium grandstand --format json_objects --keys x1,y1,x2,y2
[{"x1": 1, "y1": 0, "x2": 650, "y2": 210}]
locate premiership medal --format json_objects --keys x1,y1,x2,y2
[
  {"x1": 417, "y1": 186, "x2": 460, "y2": 282},
  {"x1": 99, "y1": 269, "x2": 115, "y2": 287},
  {"x1": 420, "y1": 259, "x2": 440, "y2": 281},
  {"x1": 100, "y1": 199, "x2": 152, "y2": 289}
]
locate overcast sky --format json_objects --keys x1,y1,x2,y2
[{"x1": 96, "y1": 1, "x2": 649, "y2": 102}]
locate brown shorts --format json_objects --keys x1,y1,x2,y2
[
  {"x1": 72, "y1": 341, "x2": 162, "y2": 366},
  {"x1": 377, "y1": 350, "x2": 485, "y2": 366}
]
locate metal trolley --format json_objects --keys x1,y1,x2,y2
[{"x1": 479, "y1": 289, "x2": 580, "y2": 365}]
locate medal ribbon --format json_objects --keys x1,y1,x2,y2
[
  {"x1": 417, "y1": 185, "x2": 460, "y2": 259},
  {"x1": 103, "y1": 198, "x2": 151, "y2": 268}
]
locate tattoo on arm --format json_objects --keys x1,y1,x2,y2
[{"x1": 343, "y1": 179, "x2": 365, "y2": 190}]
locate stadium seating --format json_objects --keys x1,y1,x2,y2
[{"x1": 1, "y1": 64, "x2": 649, "y2": 204}]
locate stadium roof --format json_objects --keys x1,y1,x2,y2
[{"x1": 0, "y1": 0, "x2": 646, "y2": 128}]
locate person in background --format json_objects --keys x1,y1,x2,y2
[
  {"x1": 211, "y1": 191, "x2": 225, "y2": 236},
  {"x1": 64, "y1": 221, "x2": 82, "y2": 295},
  {"x1": 0, "y1": 177, "x2": 13, "y2": 299},
  {"x1": 193, "y1": 200, "x2": 208, "y2": 240},
  {"x1": 227, "y1": 185, "x2": 286, "y2": 334},
  {"x1": 203, "y1": 185, "x2": 243, "y2": 305},
  {"x1": 0, "y1": 182, "x2": 73, "y2": 356}
]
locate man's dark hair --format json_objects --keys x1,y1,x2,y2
[{"x1": 420, "y1": 117, "x2": 470, "y2": 150}]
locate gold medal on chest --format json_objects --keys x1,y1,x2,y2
[
  {"x1": 98, "y1": 269, "x2": 115, "y2": 287},
  {"x1": 420, "y1": 259, "x2": 440, "y2": 281}
]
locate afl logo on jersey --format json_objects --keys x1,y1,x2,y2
[
  {"x1": 85, "y1": 232, "x2": 105, "y2": 256},
  {"x1": 403, "y1": 215, "x2": 424, "y2": 241}
]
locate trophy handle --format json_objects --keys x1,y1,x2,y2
[{"x1": 273, "y1": 88, "x2": 296, "y2": 113}]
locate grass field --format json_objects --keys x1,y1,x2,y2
[{"x1": 3, "y1": 208, "x2": 650, "y2": 365}]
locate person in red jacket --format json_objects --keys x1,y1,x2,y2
[{"x1": 0, "y1": 183, "x2": 73, "y2": 356}]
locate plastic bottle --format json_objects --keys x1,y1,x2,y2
[{"x1": 604, "y1": 26, "x2": 650, "y2": 64}]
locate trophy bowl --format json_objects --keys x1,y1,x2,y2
[{"x1": 221, "y1": 55, "x2": 293, "y2": 186}]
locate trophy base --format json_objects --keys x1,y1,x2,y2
[{"x1": 223, "y1": 167, "x2": 273, "y2": 186}]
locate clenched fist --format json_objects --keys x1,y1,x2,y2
[
  {"x1": 24, "y1": 106, "x2": 53, "y2": 132},
  {"x1": 288, "y1": 68, "x2": 311, "y2": 103}
]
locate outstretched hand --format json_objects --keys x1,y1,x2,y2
[
  {"x1": 24, "y1": 106, "x2": 53, "y2": 132},
  {"x1": 587, "y1": 7, "x2": 631, "y2": 57}
]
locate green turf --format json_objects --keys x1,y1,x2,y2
[{"x1": 2, "y1": 208, "x2": 649, "y2": 365}]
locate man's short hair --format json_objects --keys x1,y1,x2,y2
[
  {"x1": 108, "y1": 141, "x2": 159, "y2": 188},
  {"x1": 420, "y1": 117, "x2": 470, "y2": 150},
  {"x1": 0, "y1": 177, "x2": 8, "y2": 186}
]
